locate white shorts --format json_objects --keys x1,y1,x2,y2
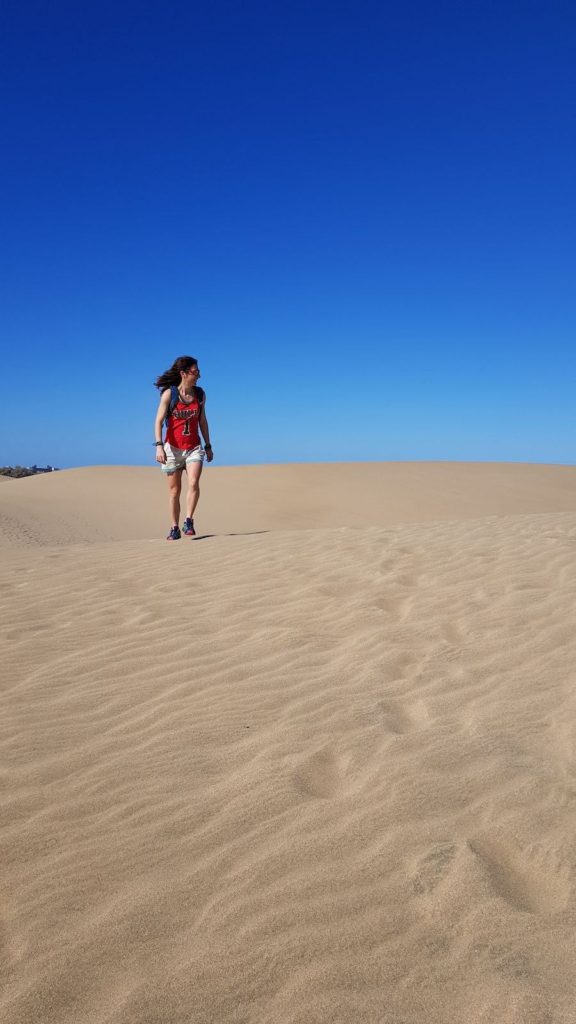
[{"x1": 161, "y1": 443, "x2": 205, "y2": 474}]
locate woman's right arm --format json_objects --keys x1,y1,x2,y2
[{"x1": 154, "y1": 390, "x2": 171, "y2": 463}]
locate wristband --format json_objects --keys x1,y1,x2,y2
[
  {"x1": 205, "y1": 443, "x2": 212, "y2": 450},
  {"x1": 153, "y1": 441, "x2": 163, "y2": 446}
]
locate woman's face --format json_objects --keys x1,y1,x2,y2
[{"x1": 182, "y1": 364, "x2": 200, "y2": 384}]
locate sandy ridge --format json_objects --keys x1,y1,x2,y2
[{"x1": 1, "y1": 461, "x2": 576, "y2": 546}]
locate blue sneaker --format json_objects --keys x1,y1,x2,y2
[
  {"x1": 167, "y1": 525, "x2": 181, "y2": 541},
  {"x1": 182, "y1": 517, "x2": 196, "y2": 537}
]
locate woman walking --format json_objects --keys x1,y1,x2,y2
[{"x1": 153, "y1": 355, "x2": 213, "y2": 540}]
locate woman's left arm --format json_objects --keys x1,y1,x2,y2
[{"x1": 199, "y1": 399, "x2": 213, "y2": 462}]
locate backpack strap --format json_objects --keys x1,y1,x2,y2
[{"x1": 164, "y1": 385, "x2": 180, "y2": 426}]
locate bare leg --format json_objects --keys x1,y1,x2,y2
[
  {"x1": 185, "y1": 462, "x2": 203, "y2": 519},
  {"x1": 167, "y1": 469, "x2": 183, "y2": 526}
]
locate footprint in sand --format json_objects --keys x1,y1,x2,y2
[
  {"x1": 378, "y1": 698, "x2": 430, "y2": 735},
  {"x1": 440, "y1": 620, "x2": 467, "y2": 646},
  {"x1": 293, "y1": 747, "x2": 345, "y2": 799},
  {"x1": 372, "y1": 594, "x2": 414, "y2": 622},
  {"x1": 488, "y1": 944, "x2": 532, "y2": 980},
  {"x1": 411, "y1": 842, "x2": 458, "y2": 896},
  {"x1": 467, "y1": 834, "x2": 571, "y2": 915},
  {"x1": 395, "y1": 572, "x2": 420, "y2": 588}
]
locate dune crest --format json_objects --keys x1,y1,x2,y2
[{"x1": 1, "y1": 460, "x2": 576, "y2": 546}]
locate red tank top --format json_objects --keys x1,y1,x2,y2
[{"x1": 165, "y1": 389, "x2": 202, "y2": 450}]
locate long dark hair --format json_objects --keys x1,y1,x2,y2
[{"x1": 154, "y1": 355, "x2": 198, "y2": 391}]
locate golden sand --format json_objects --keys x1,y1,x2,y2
[{"x1": 2, "y1": 463, "x2": 576, "y2": 1023}]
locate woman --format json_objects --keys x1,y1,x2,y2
[{"x1": 153, "y1": 355, "x2": 213, "y2": 540}]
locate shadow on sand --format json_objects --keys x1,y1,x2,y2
[{"x1": 192, "y1": 531, "x2": 270, "y2": 541}]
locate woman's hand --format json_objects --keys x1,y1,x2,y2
[
  {"x1": 155, "y1": 447, "x2": 167, "y2": 464},
  {"x1": 205, "y1": 445, "x2": 214, "y2": 463}
]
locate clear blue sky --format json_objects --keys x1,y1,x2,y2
[{"x1": 2, "y1": 0, "x2": 574, "y2": 467}]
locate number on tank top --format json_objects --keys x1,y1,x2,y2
[{"x1": 183, "y1": 417, "x2": 190, "y2": 436}]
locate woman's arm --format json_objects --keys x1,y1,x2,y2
[
  {"x1": 199, "y1": 399, "x2": 213, "y2": 462},
  {"x1": 154, "y1": 390, "x2": 171, "y2": 463}
]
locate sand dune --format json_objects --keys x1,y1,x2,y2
[
  {"x1": 2, "y1": 463, "x2": 576, "y2": 1024},
  {"x1": 1, "y1": 460, "x2": 576, "y2": 546}
]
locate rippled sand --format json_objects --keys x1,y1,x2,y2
[{"x1": 2, "y1": 463, "x2": 576, "y2": 1024}]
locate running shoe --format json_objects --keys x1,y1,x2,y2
[
  {"x1": 167, "y1": 525, "x2": 181, "y2": 541},
  {"x1": 182, "y1": 517, "x2": 196, "y2": 537}
]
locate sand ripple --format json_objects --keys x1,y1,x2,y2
[{"x1": 2, "y1": 512, "x2": 576, "y2": 1023}]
